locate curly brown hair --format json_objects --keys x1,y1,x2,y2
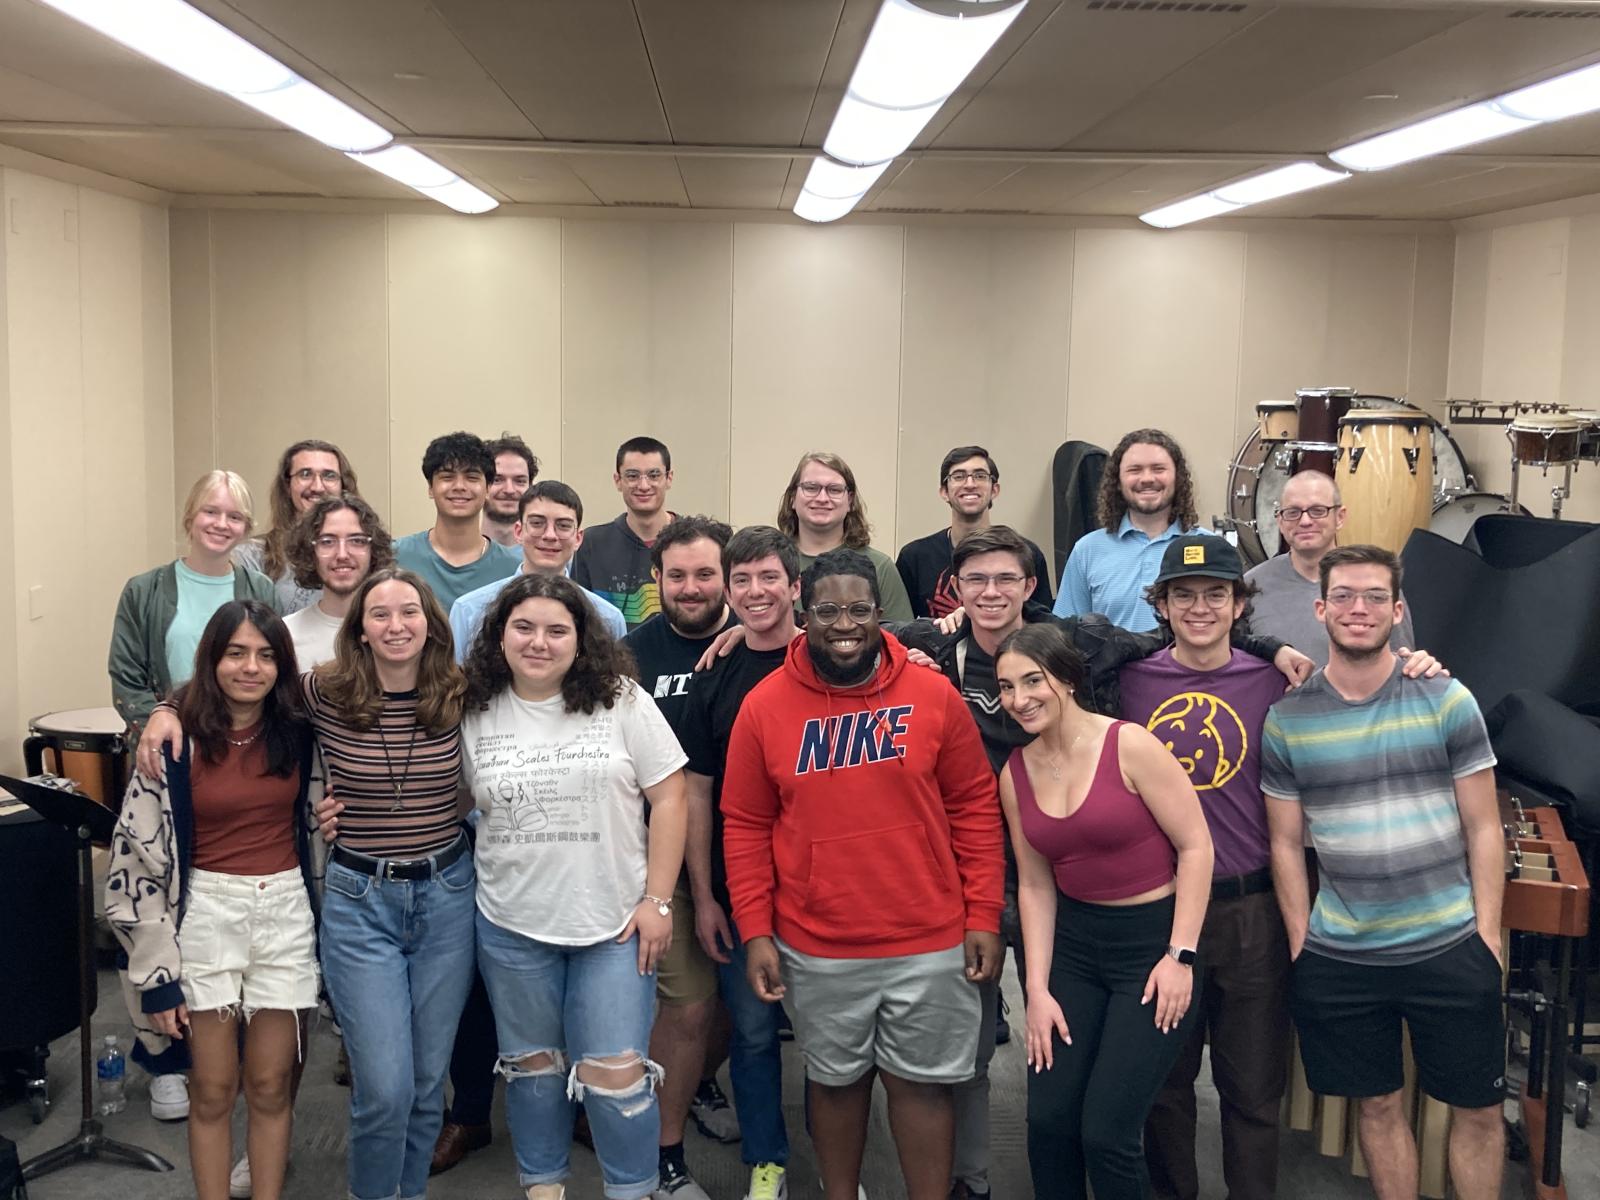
[
  {"x1": 313, "y1": 568, "x2": 465, "y2": 734},
  {"x1": 261, "y1": 440, "x2": 359, "y2": 579},
  {"x1": 287, "y1": 495, "x2": 395, "y2": 590},
  {"x1": 463, "y1": 574, "x2": 637, "y2": 714},
  {"x1": 776, "y1": 451, "x2": 872, "y2": 550},
  {"x1": 1097, "y1": 428, "x2": 1199, "y2": 534}
]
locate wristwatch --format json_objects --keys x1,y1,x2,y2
[
  {"x1": 1166, "y1": 945, "x2": 1197, "y2": 966},
  {"x1": 644, "y1": 894, "x2": 673, "y2": 917}
]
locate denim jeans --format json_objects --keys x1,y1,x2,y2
[
  {"x1": 319, "y1": 847, "x2": 477, "y2": 1200},
  {"x1": 476, "y1": 913, "x2": 660, "y2": 1200},
  {"x1": 718, "y1": 921, "x2": 789, "y2": 1167}
]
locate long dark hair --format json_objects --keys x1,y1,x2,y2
[
  {"x1": 1097, "y1": 428, "x2": 1198, "y2": 534},
  {"x1": 263, "y1": 440, "x2": 358, "y2": 578},
  {"x1": 173, "y1": 600, "x2": 307, "y2": 775},
  {"x1": 464, "y1": 574, "x2": 637, "y2": 715},
  {"x1": 314, "y1": 568, "x2": 466, "y2": 734},
  {"x1": 996, "y1": 624, "x2": 1092, "y2": 712}
]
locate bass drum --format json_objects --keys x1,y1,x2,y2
[
  {"x1": 1225, "y1": 398, "x2": 1473, "y2": 566},
  {"x1": 1429, "y1": 492, "x2": 1529, "y2": 544}
]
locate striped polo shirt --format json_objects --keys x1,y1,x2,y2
[
  {"x1": 1052, "y1": 516, "x2": 1210, "y2": 632},
  {"x1": 1260, "y1": 665, "x2": 1496, "y2": 965}
]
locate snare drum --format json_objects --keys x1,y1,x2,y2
[
  {"x1": 1256, "y1": 400, "x2": 1298, "y2": 444},
  {"x1": 1337, "y1": 413, "x2": 1434, "y2": 553},
  {"x1": 1508, "y1": 414, "x2": 1585, "y2": 470},
  {"x1": 23, "y1": 707, "x2": 129, "y2": 808}
]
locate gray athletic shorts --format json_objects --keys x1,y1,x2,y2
[{"x1": 777, "y1": 938, "x2": 980, "y2": 1086}]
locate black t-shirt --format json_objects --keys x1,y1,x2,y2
[
  {"x1": 622, "y1": 611, "x2": 738, "y2": 738},
  {"x1": 678, "y1": 642, "x2": 789, "y2": 908},
  {"x1": 895, "y1": 528, "x2": 1055, "y2": 620},
  {"x1": 953, "y1": 636, "x2": 1033, "y2": 774}
]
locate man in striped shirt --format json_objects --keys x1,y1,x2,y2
[{"x1": 1261, "y1": 544, "x2": 1505, "y2": 1200}]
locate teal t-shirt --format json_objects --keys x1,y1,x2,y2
[
  {"x1": 393, "y1": 530, "x2": 521, "y2": 612},
  {"x1": 165, "y1": 559, "x2": 236, "y2": 685}
]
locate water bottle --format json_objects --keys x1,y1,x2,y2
[{"x1": 96, "y1": 1035, "x2": 126, "y2": 1116}]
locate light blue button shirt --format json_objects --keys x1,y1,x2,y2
[
  {"x1": 448, "y1": 568, "x2": 628, "y2": 664},
  {"x1": 1051, "y1": 515, "x2": 1212, "y2": 632}
]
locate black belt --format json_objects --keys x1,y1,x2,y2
[
  {"x1": 333, "y1": 834, "x2": 468, "y2": 882},
  {"x1": 1211, "y1": 866, "x2": 1273, "y2": 901}
]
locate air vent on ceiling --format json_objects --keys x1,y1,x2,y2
[
  {"x1": 1507, "y1": 8, "x2": 1600, "y2": 16},
  {"x1": 1087, "y1": 2, "x2": 1247, "y2": 13}
]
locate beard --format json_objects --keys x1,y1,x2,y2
[
  {"x1": 663, "y1": 595, "x2": 726, "y2": 638},
  {"x1": 807, "y1": 639, "x2": 881, "y2": 687},
  {"x1": 483, "y1": 499, "x2": 519, "y2": 524},
  {"x1": 1328, "y1": 626, "x2": 1392, "y2": 664},
  {"x1": 1126, "y1": 488, "x2": 1172, "y2": 514}
]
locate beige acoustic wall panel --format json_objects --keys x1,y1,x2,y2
[
  {"x1": 896, "y1": 227, "x2": 1073, "y2": 567},
  {"x1": 730, "y1": 224, "x2": 905, "y2": 545},
  {"x1": 0, "y1": 173, "x2": 20, "y2": 767},
  {"x1": 561, "y1": 220, "x2": 733, "y2": 528},
  {"x1": 169, "y1": 209, "x2": 217, "y2": 511},
  {"x1": 1407, "y1": 233, "x2": 1455, "y2": 415},
  {"x1": 1481, "y1": 218, "x2": 1567, "y2": 412},
  {"x1": 1067, "y1": 228, "x2": 1246, "y2": 529},
  {"x1": 388, "y1": 215, "x2": 562, "y2": 536},
  {"x1": 1447, "y1": 229, "x2": 1491, "y2": 404},
  {"x1": 1560, "y1": 213, "x2": 1600, "y2": 414},
  {"x1": 209, "y1": 210, "x2": 390, "y2": 530}
]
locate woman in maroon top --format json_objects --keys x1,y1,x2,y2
[
  {"x1": 994, "y1": 623, "x2": 1212, "y2": 1200},
  {"x1": 107, "y1": 600, "x2": 317, "y2": 1200}
]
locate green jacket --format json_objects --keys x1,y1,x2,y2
[{"x1": 108, "y1": 561, "x2": 278, "y2": 727}]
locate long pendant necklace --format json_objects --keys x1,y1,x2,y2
[{"x1": 376, "y1": 704, "x2": 422, "y2": 811}]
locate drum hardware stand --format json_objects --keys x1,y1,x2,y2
[
  {"x1": 0, "y1": 775, "x2": 174, "y2": 1183},
  {"x1": 1508, "y1": 456, "x2": 1575, "y2": 521}
]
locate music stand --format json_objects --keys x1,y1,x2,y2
[{"x1": 0, "y1": 774, "x2": 173, "y2": 1180}]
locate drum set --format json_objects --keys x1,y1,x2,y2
[{"x1": 1219, "y1": 387, "x2": 1510, "y2": 565}]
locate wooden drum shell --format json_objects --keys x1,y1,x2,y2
[{"x1": 1335, "y1": 414, "x2": 1434, "y2": 553}]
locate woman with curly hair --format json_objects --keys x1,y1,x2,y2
[{"x1": 460, "y1": 572, "x2": 687, "y2": 1200}]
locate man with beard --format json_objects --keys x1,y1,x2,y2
[
  {"x1": 1263, "y1": 545, "x2": 1505, "y2": 1200},
  {"x1": 283, "y1": 495, "x2": 394, "y2": 667},
  {"x1": 1053, "y1": 429, "x2": 1208, "y2": 632},
  {"x1": 482, "y1": 433, "x2": 539, "y2": 548},
  {"x1": 721, "y1": 548, "x2": 1004, "y2": 1200},
  {"x1": 895, "y1": 445, "x2": 1053, "y2": 619},
  {"x1": 620, "y1": 515, "x2": 744, "y2": 1200},
  {"x1": 572, "y1": 435, "x2": 677, "y2": 630}
]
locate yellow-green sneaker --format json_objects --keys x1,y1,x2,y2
[{"x1": 745, "y1": 1162, "x2": 788, "y2": 1200}]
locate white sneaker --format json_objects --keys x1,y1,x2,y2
[
  {"x1": 229, "y1": 1154, "x2": 251, "y2": 1199},
  {"x1": 745, "y1": 1163, "x2": 788, "y2": 1200},
  {"x1": 526, "y1": 1186, "x2": 566, "y2": 1200},
  {"x1": 148, "y1": 1073, "x2": 189, "y2": 1121}
]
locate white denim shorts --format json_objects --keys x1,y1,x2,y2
[{"x1": 178, "y1": 867, "x2": 319, "y2": 1015}]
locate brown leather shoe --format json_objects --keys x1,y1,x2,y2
[{"x1": 430, "y1": 1121, "x2": 492, "y2": 1176}]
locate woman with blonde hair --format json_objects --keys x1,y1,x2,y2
[{"x1": 235, "y1": 439, "x2": 360, "y2": 614}]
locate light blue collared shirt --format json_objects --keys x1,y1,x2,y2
[
  {"x1": 1051, "y1": 515, "x2": 1211, "y2": 632},
  {"x1": 448, "y1": 567, "x2": 628, "y2": 664}
]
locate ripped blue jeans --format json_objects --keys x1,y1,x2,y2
[{"x1": 476, "y1": 912, "x2": 661, "y2": 1200}]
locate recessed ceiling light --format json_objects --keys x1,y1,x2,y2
[
  {"x1": 1363, "y1": 93, "x2": 1399, "y2": 102},
  {"x1": 393, "y1": 71, "x2": 426, "y2": 81}
]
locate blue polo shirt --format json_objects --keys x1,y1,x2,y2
[{"x1": 1051, "y1": 515, "x2": 1211, "y2": 632}]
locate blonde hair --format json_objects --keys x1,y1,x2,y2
[
  {"x1": 776, "y1": 451, "x2": 872, "y2": 550},
  {"x1": 181, "y1": 469, "x2": 255, "y2": 539}
]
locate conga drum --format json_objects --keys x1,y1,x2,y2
[
  {"x1": 1508, "y1": 413, "x2": 1585, "y2": 471},
  {"x1": 1292, "y1": 387, "x2": 1356, "y2": 475},
  {"x1": 1569, "y1": 409, "x2": 1600, "y2": 461},
  {"x1": 1336, "y1": 412, "x2": 1434, "y2": 552},
  {"x1": 23, "y1": 707, "x2": 129, "y2": 809},
  {"x1": 1256, "y1": 400, "x2": 1298, "y2": 444}
]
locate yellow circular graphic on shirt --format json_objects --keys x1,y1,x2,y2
[{"x1": 1145, "y1": 692, "x2": 1247, "y2": 791}]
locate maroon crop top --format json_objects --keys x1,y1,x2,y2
[{"x1": 1010, "y1": 721, "x2": 1176, "y2": 903}]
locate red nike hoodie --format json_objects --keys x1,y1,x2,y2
[{"x1": 720, "y1": 630, "x2": 1004, "y2": 958}]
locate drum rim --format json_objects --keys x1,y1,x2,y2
[
  {"x1": 28, "y1": 706, "x2": 129, "y2": 735},
  {"x1": 1509, "y1": 415, "x2": 1585, "y2": 432}
]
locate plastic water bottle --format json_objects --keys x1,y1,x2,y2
[{"x1": 96, "y1": 1035, "x2": 126, "y2": 1115}]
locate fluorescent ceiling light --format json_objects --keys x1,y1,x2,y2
[
  {"x1": 795, "y1": 191, "x2": 868, "y2": 224},
  {"x1": 1212, "y1": 162, "x2": 1350, "y2": 206},
  {"x1": 347, "y1": 147, "x2": 498, "y2": 214},
  {"x1": 234, "y1": 78, "x2": 390, "y2": 153},
  {"x1": 793, "y1": 156, "x2": 891, "y2": 223},
  {"x1": 1139, "y1": 194, "x2": 1241, "y2": 229},
  {"x1": 1329, "y1": 102, "x2": 1535, "y2": 172},
  {"x1": 1499, "y1": 61, "x2": 1600, "y2": 122},
  {"x1": 824, "y1": 0, "x2": 1026, "y2": 166},
  {"x1": 415, "y1": 178, "x2": 500, "y2": 216}
]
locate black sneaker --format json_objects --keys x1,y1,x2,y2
[{"x1": 690, "y1": 1078, "x2": 742, "y2": 1143}]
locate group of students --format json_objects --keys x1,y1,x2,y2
[{"x1": 98, "y1": 426, "x2": 1509, "y2": 1200}]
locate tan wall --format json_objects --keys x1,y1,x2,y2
[
  {"x1": 1447, "y1": 213, "x2": 1600, "y2": 524},
  {"x1": 0, "y1": 166, "x2": 172, "y2": 771},
  {"x1": 171, "y1": 210, "x2": 1456, "y2": 581}
]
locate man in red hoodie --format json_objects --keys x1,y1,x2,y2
[{"x1": 721, "y1": 548, "x2": 1005, "y2": 1200}]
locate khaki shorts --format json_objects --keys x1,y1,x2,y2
[
  {"x1": 777, "y1": 938, "x2": 979, "y2": 1086},
  {"x1": 178, "y1": 868, "x2": 319, "y2": 1014},
  {"x1": 655, "y1": 883, "x2": 717, "y2": 1007}
]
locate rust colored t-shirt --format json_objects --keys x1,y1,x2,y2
[{"x1": 191, "y1": 723, "x2": 301, "y2": 876}]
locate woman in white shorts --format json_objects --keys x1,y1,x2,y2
[{"x1": 107, "y1": 599, "x2": 320, "y2": 1200}]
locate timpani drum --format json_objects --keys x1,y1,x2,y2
[
  {"x1": 22, "y1": 707, "x2": 129, "y2": 809},
  {"x1": 1256, "y1": 400, "x2": 1298, "y2": 444},
  {"x1": 1336, "y1": 411, "x2": 1434, "y2": 553},
  {"x1": 1508, "y1": 414, "x2": 1585, "y2": 471}
]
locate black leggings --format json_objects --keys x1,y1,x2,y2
[{"x1": 1027, "y1": 892, "x2": 1201, "y2": 1200}]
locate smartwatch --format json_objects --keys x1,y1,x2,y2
[{"x1": 1166, "y1": 945, "x2": 1197, "y2": 966}]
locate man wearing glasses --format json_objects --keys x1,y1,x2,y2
[
  {"x1": 572, "y1": 435, "x2": 677, "y2": 630},
  {"x1": 1244, "y1": 470, "x2": 1413, "y2": 667},
  {"x1": 282, "y1": 495, "x2": 394, "y2": 668},
  {"x1": 895, "y1": 445, "x2": 1053, "y2": 620},
  {"x1": 721, "y1": 548, "x2": 1004, "y2": 1200}
]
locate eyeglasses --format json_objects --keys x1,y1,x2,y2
[
  {"x1": 314, "y1": 534, "x2": 373, "y2": 552},
  {"x1": 809, "y1": 601, "x2": 877, "y2": 625},
  {"x1": 946, "y1": 469, "x2": 993, "y2": 485},
  {"x1": 290, "y1": 468, "x2": 342, "y2": 486},
  {"x1": 1167, "y1": 585, "x2": 1234, "y2": 609},
  {"x1": 1275, "y1": 505, "x2": 1334, "y2": 522},
  {"x1": 621, "y1": 469, "x2": 666, "y2": 484},
  {"x1": 797, "y1": 481, "x2": 848, "y2": 499},
  {"x1": 957, "y1": 572, "x2": 1025, "y2": 590},
  {"x1": 1325, "y1": 588, "x2": 1392, "y2": 608},
  {"x1": 522, "y1": 517, "x2": 577, "y2": 536}
]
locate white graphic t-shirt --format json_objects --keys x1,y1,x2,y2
[{"x1": 462, "y1": 677, "x2": 686, "y2": 945}]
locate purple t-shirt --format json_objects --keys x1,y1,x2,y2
[{"x1": 1118, "y1": 647, "x2": 1285, "y2": 877}]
